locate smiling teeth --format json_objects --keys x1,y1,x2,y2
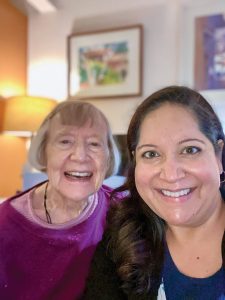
[
  {"x1": 162, "y1": 189, "x2": 190, "y2": 197},
  {"x1": 66, "y1": 171, "x2": 91, "y2": 177}
]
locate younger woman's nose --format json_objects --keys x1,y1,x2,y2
[{"x1": 159, "y1": 158, "x2": 185, "y2": 182}]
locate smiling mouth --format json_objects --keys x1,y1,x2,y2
[
  {"x1": 64, "y1": 171, "x2": 92, "y2": 179},
  {"x1": 161, "y1": 188, "x2": 191, "y2": 198}
]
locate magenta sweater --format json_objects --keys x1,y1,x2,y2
[{"x1": 0, "y1": 185, "x2": 113, "y2": 300}]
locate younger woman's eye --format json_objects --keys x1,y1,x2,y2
[
  {"x1": 182, "y1": 146, "x2": 201, "y2": 155},
  {"x1": 142, "y1": 150, "x2": 159, "y2": 159}
]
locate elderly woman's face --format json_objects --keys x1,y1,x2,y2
[
  {"x1": 45, "y1": 114, "x2": 109, "y2": 203},
  {"x1": 135, "y1": 103, "x2": 223, "y2": 228}
]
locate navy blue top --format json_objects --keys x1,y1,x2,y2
[{"x1": 162, "y1": 245, "x2": 225, "y2": 300}]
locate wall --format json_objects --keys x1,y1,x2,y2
[
  {"x1": 27, "y1": 0, "x2": 225, "y2": 133},
  {"x1": 27, "y1": 0, "x2": 181, "y2": 134},
  {"x1": 0, "y1": 0, "x2": 27, "y2": 96},
  {"x1": 3, "y1": 0, "x2": 223, "y2": 197},
  {"x1": 0, "y1": 0, "x2": 27, "y2": 197}
]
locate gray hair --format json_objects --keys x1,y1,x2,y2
[{"x1": 29, "y1": 100, "x2": 120, "y2": 178}]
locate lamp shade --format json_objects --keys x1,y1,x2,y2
[{"x1": 2, "y1": 95, "x2": 57, "y2": 136}]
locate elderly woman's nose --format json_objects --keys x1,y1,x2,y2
[
  {"x1": 70, "y1": 143, "x2": 87, "y2": 160},
  {"x1": 159, "y1": 157, "x2": 185, "y2": 182}
]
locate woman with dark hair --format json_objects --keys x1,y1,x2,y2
[{"x1": 84, "y1": 86, "x2": 225, "y2": 299}]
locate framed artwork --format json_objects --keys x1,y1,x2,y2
[
  {"x1": 194, "y1": 13, "x2": 225, "y2": 91},
  {"x1": 179, "y1": 1, "x2": 225, "y2": 130},
  {"x1": 67, "y1": 25, "x2": 143, "y2": 99}
]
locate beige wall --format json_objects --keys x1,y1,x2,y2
[
  {"x1": 28, "y1": 0, "x2": 181, "y2": 134},
  {"x1": 0, "y1": 0, "x2": 27, "y2": 197}
]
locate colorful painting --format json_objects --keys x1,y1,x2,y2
[
  {"x1": 68, "y1": 25, "x2": 142, "y2": 99},
  {"x1": 194, "y1": 14, "x2": 225, "y2": 90},
  {"x1": 79, "y1": 42, "x2": 128, "y2": 89}
]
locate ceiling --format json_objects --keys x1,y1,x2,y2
[
  {"x1": 10, "y1": 0, "x2": 59, "y2": 15},
  {"x1": 9, "y1": 0, "x2": 215, "y2": 16}
]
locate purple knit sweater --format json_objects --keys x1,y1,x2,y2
[{"x1": 0, "y1": 185, "x2": 113, "y2": 300}]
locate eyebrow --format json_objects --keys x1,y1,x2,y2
[
  {"x1": 136, "y1": 144, "x2": 156, "y2": 151},
  {"x1": 136, "y1": 138, "x2": 206, "y2": 151},
  {"x1": 53, "y1": 131, "x2": 73, "y2": 138},
  {"x1": 178, "y1": 138, "x2": 205, "y2": 145},
  {"x1": 54, "y1": 131, "x2": 104, "y2": 139}
]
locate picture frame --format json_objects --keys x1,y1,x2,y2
[
  {"x1": 67, "y1": 24, "x2": 143, "y2": 99},
  {"x1": 194, "y1": 14, "x2": 225, "y2": 91},
  {"x1": 179, "y1": 2, "x2": 225, "y2": 130}
]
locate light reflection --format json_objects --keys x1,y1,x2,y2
[
  {"x1": 0, "y1": 82, "x2": 25, "y2": 98},
  {"x1": 28, "y1": 59, "x2": 67, "y2": 101}
]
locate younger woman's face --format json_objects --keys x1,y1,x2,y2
[{"x1": 135, "y1": 103, "x2": 223, "y2": 228}]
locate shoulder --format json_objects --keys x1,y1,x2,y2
[
  {"x1": 97, "y1": 185, "x2": 112, "y2": 206},
  {"x1": 6, "y1": 181, "x2": 46, "y2": 203},
  {"x1": 0, "y1": 182, "x2": 45, "y2": 221},
  {"x1": 100, "y1": 184, "x2": 114, "y2": 194},
  {"x1": 0, "y1": 190, "x2": 29, "y2": 212},
  {"x1": 98, "y1": 184, "x2": 124, "y2": 201}
]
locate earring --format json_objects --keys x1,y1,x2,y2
[{"x1": 220, "y1": 171, "x2": 225, "y2": 184}]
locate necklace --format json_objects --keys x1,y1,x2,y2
[
  {"x1": 44, "y1": 181, "x2": 52, "y2": 224},
  {"x1": 43, "y1": 182, "x2": 89, "y2": 224}
]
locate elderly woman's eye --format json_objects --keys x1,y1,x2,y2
[
  {"x1": 58, "y1": 139, "x2": 74, "y2": 147},
  {"x1": 142, "y1": 151, "x2": 159, "y2": 159},
  {"x1": 182, "y1": 146, "x2": 201, "y2": 154},
  {"x1": 90, "y1": 141, "x2": 101, "y2": 147},
  {"x1": 60, "y1": 139, "x2": 71, "y2": 144}
]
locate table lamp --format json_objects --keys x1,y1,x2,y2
[
  {"x1": 1, "y1": 95, "x2": 57, "y2": 190},
  {"x1": 2, "y1": 95, "x2": 57, "y2": 137}
]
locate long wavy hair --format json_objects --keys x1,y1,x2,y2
[{"x1": 108, "y1": 86, "x2": 225, "y2": 297}]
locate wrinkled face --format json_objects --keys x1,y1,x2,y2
[
  {"x1": 135, "y1": 103, "x2": 223, "y2": 228},
  {"x1": 45, "y1": 114, "x2": 110, "y2": 203}
]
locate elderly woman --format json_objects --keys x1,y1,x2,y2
[
  {"x1": 84, "y1": 86, "x2": 225, "y2": 299},
  {"x1": 0, "y1": 101, "x2": 120, "y2": 299}
]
